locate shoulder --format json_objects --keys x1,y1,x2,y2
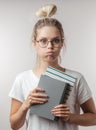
[
  {"x1": 65, "y1": 68, "x2": 87, "y2": 86},
  {"x1": 15, "y1": 70, "x2": 32, "y2": 81},
  {"x1": 65, "y1": 68, "x2": 83, "y2": 79}
]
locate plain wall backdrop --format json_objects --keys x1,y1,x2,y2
[{"x1": 0, "y1": 0, "x2": 96, "y2": 130}]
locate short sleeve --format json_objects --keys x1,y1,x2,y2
[
  {"x1": 77, "y1": 75, "x2": 92, "y2": 105},
  {"x1": 9, "y1": 75, "x2": 24, "y2": 103}
]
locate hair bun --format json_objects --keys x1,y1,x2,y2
[{"x1": 35, "y1": 4, "x2": 57, "y2": 17}]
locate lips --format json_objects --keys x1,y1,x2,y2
[
  {"x1": 46, "y1": 52, "x2": 54, "y2": 55},
  {"x1": 47, "y1": 51, "x2": 54, "y2": 53}
]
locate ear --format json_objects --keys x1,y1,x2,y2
[
  {"x1": 33, "y1": 41, "x2": 37, "y2": 48},
  {"x1": 61, "y1": 39, "x2": 65, "y2": 48},
  {"x1": 60, "y1": 42, "x2": 63, "y2": 48}
]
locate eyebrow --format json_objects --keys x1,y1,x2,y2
[{"x1": 38, "y1": 36, "x2": 61, "y2": 40}]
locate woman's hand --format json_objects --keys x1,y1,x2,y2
[
  {"x1": 23, "y1": 87, "x2": 48, "y2": 110},
  {"x1": 51, "y1": 104, "x2": 71, "y2": 122}
]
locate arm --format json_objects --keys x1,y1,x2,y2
[
  {"x1": 69, "y1": 97, "x2": 96, "y2": 126},
  {"x1": 10, "y1": 98, "x2": 29, "y2": 130},
  {"x1": 51, "y1": 98, "x2": 96, "y2": 126},
  {"x1": 10, "y1": 87, "x2": 48, "y2": 130}
]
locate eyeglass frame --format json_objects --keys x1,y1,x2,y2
[{"x1": 35, "y1": 37, "x2": 64, "y2": 48}]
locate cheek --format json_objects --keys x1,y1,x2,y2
[
  {"x1": 55, "y1": 47, "x2": 62, "y2": 55},
  {"x1": 36, "y1": 48, "x2": 45, "y2": 57}
]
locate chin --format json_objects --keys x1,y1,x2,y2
[{"x1": 45, "y1": 56, "x2": 56, "y2": 63}]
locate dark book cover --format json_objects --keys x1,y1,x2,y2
[{"x1": 30, "y1": 75, "x2": 72, "y2": 121}]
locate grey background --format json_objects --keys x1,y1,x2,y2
[{"x1": 0, "y1": 0, "x2": 96, "y2": 130}]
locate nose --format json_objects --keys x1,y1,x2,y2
[{"x1": 47, "y1": 41, "x2": 53, "y2": 49}]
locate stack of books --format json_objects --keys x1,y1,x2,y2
[
  {"x1": 30, "y1": 66, "x2": 77, "y2": 121},
  {"x1": 45, "y1": 66, "x2": 77, "y2": 87}
]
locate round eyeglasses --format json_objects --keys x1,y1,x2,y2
[{"x1": 36, "y1": 37, "x2": 63, "y2": 48}]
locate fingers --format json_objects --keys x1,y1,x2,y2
[
  {"x1": 51, "y1": 104, "x2": 70, "y2": 121},
  {"x1": 52, "y1": 104, "x2": 70, "y2": 112},
  {"x1": 28, "y1": 95, "x2": 48, "y2": 104},
  {"x1": 53, "y1": 104, "x2": 70, "y2": 109},
  {"x1": 32, "y1": 87, "x2": 45, "y2": 93},
  {"x1": 31, "y1": 93, "x2": 48, "y2": 98},
  {"x1": 27, "y1": 87, "x2": 48, "y2": 106}
]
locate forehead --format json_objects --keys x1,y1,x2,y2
[{"x1": 37, "y1": 26, "x2": 61, "y2": 38}]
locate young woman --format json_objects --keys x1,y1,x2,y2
[{"x1": 9, "y1": 5, "x2": 96, "y2": 130}]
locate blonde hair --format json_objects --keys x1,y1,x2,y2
[
  {"x1": 31, "y1": 4, "x2": 65, "y2": 64},
  {"x1": 32, "y1": 17, "x2": 64, "y2": 43}
]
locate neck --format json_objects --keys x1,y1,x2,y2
[{"x1": 33, "y1": 60, "x2": 60, "y2": 77}]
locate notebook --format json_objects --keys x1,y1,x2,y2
[
  {"x1": 45, "y1": 66, "x2": 77, "y2": 86},
  {"x1": 30, "y1": 75, "x2": 72, "y2": 121}
]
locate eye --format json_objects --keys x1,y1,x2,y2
[
  {"x1": 52, "y1": 38, "x2": 61, "y2": 44},
  {"x1": 40, "y1": 39, "x2": 47, "y2": 44}
]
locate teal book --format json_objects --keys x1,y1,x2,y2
[
  {"x1": 30, "y1": 75, "x2": 72, "y2": 121},
  {"x1": 45, "y1": 66, "x2": 77, "y2": 86}
]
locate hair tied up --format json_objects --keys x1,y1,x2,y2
[{"x1": 35, "y1": 4, "x2": 57, "y2": 18}]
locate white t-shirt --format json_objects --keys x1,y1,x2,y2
[{"x1": 9, "y1": 69, "x2": 92, "y2": 130}]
